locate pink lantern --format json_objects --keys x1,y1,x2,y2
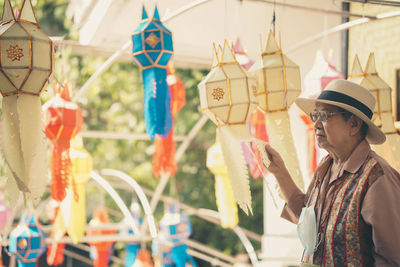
[{"x1": 0, "y1": 191, "x2": 11, "y2": 230}]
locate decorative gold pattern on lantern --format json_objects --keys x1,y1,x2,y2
[
  {"x1": 7, "y1": 45, "x2": 24, "y2": 61},
  {"x1": 145, "y1": 32, "x2": 161, "y2": 48},
  {"x1": 212, "y1": 88, "x2": 225, "y2": 101}
]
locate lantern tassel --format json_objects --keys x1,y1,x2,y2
[
  {"x1": 142, "y1": 68, "x2": 173, "y2": 140},
  {"x1": 218, "y1": 127, "x2": 252, "y2": 215},
  {"x1": 1, "y1": 95, "x2": 47, "y2": 205},
  {"x1": 153, "y1": 128, "x2": 177, "y2": 178},
  {"x1": 51, "y1": 142, "x2": 70, "y2": 202},
  {"x1": 17, "y1": 95, "x2": 47, "y2": 205},
  {"x1": 66, "y1": 183, "x2": 86, "y2": 243},
  {"x1": 265, "y1": 111, "x2": 304, "y2": 191},
  {"x1": 1, "y1": 96, "x2": 28, "y2": 192}
]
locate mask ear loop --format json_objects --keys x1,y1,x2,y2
[{"x1": 244, "y1": 141, "x2": 278, "y2": 209}]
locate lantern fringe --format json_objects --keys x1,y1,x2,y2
[
  {"x1": 142, "y1": 68, "x2": 173, "y2": 140},
  {"x1": 51, "y1": 142, "x2": 71, "y2": 202},
  {"x1": 218, "y1": 127, "x2": 252, "y2": 215},
  {"x1": 1, "y1": 95, "x2": 47, "y2": 205},
  {"x1": 152, "y1": 129, "x2": 177, "y2": 178}
]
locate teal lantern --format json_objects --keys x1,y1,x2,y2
[
  {"x1": 159, "y1": 203, "x2": 197, "y2": 267},
  {"x1": 9, "y1": 212, "x2": 46, "y2": 267},
  {"x1": 132, "y1": 6, "x2": 173, "y2": 140}
]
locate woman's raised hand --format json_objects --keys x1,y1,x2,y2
[{"x1": 264, "y1": 143, "x2": 287, "y2": 176}]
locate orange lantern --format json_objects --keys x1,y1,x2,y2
[
  {"x1": 87, "y1": 207, "x2": 115, "y2": 267},
  {"x1": 44, "y1": 85, "x2": 83, "y2": 202}
]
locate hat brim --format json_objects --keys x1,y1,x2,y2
[{"x1": 295, "y1": 97, "x2": 386, "y2": 145}]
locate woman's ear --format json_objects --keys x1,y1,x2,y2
[{"x1": 349, "y1": 116, "x2": 362, "y2": 136}]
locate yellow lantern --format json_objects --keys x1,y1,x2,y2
[
  {"x1": 348, "y1": 53, "x2": 400, "y2": 169},
  {"x1": 206, "y1": 139, "x2": 238, "y2": 229},
  {"x1": 249, "y1": 30, "x2": 303, "y2": 191},
  {"x1": 52, "y1": 135, "x2": 93, "y2": 243},
  {"x1": 198, "y1": 41, "x2": 260, "y2": 215},
  {"x1": 0, "y1": 0, "x2": 53, "y2": 204}
]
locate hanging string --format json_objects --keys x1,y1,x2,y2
[{"x1": 271, "y1": 0, "x2": 276, "y2": 35}]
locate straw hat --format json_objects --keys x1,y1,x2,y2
[{"x1": 295, "y1": 79, "x2": 386, "y2": 144}]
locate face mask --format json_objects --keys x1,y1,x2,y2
[{"x1": 297, "y1": 206, "x2": 318, "y2": 255}]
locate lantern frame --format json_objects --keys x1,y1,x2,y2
[{"x1": 0, "y1": 0, "x2": 53, "y2": 97}]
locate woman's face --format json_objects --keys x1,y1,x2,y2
[{"x1": 312, "y1": 103, "x2": 352, "y2": 152}]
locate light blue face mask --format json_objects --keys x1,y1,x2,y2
[{"x1": 297, "y1": 206, "x2": 318, "y2": 255}]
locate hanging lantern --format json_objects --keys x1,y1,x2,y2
[
  {"x1": 122, "y1": 202, "x2": 142, "y2": 267},
  {"x1": 87, "y1": 207, "x2": 115, "y2": 267},
  {"x1": 0, "y1": 191, "x2": 11, "y2": 230},
  {"x1": 62, "y1": 135, "x2": 93, "y2": 243},
  {"x1": 9, "y1": 212, "x2": 47, "y2": 267},
  {"x1": 0, "y1": 0, "x2": 53, "y2": 204},
  {"x1": 159, "y1": 204, "x2": 198, "y2": 267},
  {"x1": 348, "y1": 53, "x2": 400, "y2": 169},
  {"x1": 198, "y1": 41, "x2": 268, "y2": 215},
  {"x1": 249, "y1": 30, "x2": 304, "y2": 191},
  {"x1": 132, "y1": 6, "x2": 174, "y2": 140},
  {"x1": 44, "y1": 85, "x2": 83, "y2": 202},
  {"x1": 206, "y1": 139, "x2": 238, "y2": 228}
]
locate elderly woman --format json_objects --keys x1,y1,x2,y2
[{"x1": 265, "y1": 80, "x2": 400, "y2": 266}]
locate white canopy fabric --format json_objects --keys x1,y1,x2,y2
[{"x1": 67, "y1": 0, "x2": 343, "y2": 75}]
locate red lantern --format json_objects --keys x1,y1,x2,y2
[
  {"x1": 246, "y1": 109, "x2": 269, "y2": 178},
  {"x1": 87, "y1": 207, "x2": 115, "y2": 267},
  {"x1": 44, "y1": 85, "x2": 83, "y2": 202}
]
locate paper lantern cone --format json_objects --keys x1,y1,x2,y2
[
  {"x1": 0, "y1": 0, "x2": 53, "y2": 205},
  {"x1": 249, "y1": 30, "x2": 304, "y2": 191},
  {"x1": 349, "y1": 53, "x2": 400, "y2": 169},
  {"x1": 121, "y1": 202, "x2": 142, "y2": 267},
  {"x1": 61, "y1": 135, "x2": 92, "y2": 243},
  {"x1": 87, "y1": 207, "x2": 115, "y2": 267},
  {"x1": 198, "y1": 41, "x2": 270, "y2": 215},
  {"x1": 159, "y1": 204, "x2": 198, "y2": 267},
  {"x1": 207, "y1": 139, "x2": 238, "y2": 228},
  {"x1": 132, "y1": 6, "x2": 174, "y2": 140},
  {"x1": 9, "y1": 212, "x2": 47, "y2": 267},
  {"x1": 44, "y1": 85, "x2": 83, "y2": 202}
]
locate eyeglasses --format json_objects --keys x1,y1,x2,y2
[{"x1": 309, "y1": 111, "x2": 347, "y2": 122}]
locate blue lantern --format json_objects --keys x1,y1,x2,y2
[
  {"x1": 159, "y1": 204, "x2": 198, "y2": 267},
  {"x1": 9, "y1": 213, "x2": 46, "y2": 267},
  {"x1": 122, "y1": 202, "x2": 142, "y2": 267},
  {"x1": 132, "y1": 6, "x2": 174, "y2": 140}
]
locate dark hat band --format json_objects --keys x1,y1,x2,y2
[{"x1": 318, "y1": 90, "x2": 373, "y2": 119}]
